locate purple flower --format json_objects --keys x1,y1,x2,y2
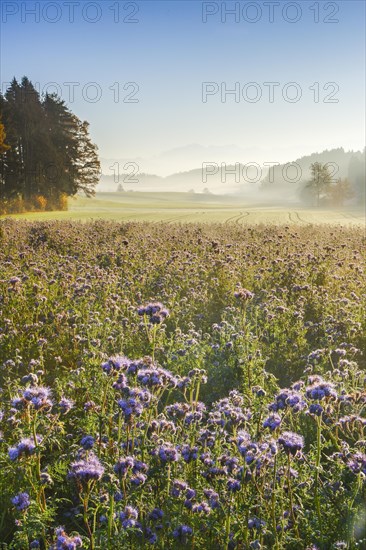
[
  {"x1": 114, "y1": 456, "x2": 135, "y2": 476},
  {"x1": 113, "y1": 373, "x2": 128, "y2": 391},
  {"x1": 11, "y1": 492, "x2": 30, "y2": 511},
  {"x1": 192, "y1": 501, "x2": 211, "y2": 514},
  {"x1": 80, "y1": 435, "x2": 95, "y2": 450},
  {"x1": 119, "y1": 506, "x2": 140, "y2": 530},
  {"x1": 157, "y1": 443, "x2": 180, "y2": 463},
  {"x1": 118, "y1": 398, "x2": 144, "y2": 420},
  {"x1": 137, "y1": 367, "x2": 177, "y2": 389},
  {"x1": 52, "y1": 527, "x2": 82, "y2": 549},
  {"x1": 144, "y1": 527, "x2": 157, "y2": 544},
  {"x1": 102, "y1": 355, "x2": 133, "y2": 375},
  {"x1": 234, "y1": 288, "x2": 254, "y2": 301},
  {"x1": 171, "y1": 480, "x2": 188, "y2": 497},
  {"x1": 278, "y1": 431, "x2": 304, "y2": 456},
  {"x1": 138, "y1": 302, "x2": 170, "y2": 324},
  {"x1": 22, "y1": 386, "x2": 53, "y2": 410},
  {"x1": 269, "y1": 389, "x2": 305, "y2": 413},
  {"x1": 131, "y1": 472, "x2": 147, "y2": 486},
  {"x1": 263, "y1": 414, "x2": 281, "y2": 431},
  {"x1": 172, "y1": 525, "x2": 193, "y2": 542},
  {"x1": 69, "y1": 454, "x2": 104, "y2": 482},
  {"x1": 114, "y1": 491, "x2": 123, "y2": 502},
  {"x1": 9, "y1": 436, "x2": 42, "y2": 461},
  {"x1": 306, "y1": 377, "x2": 337, "y2": 401},
  {"x1": 248, "y1": 517, "x2": 266, "y2": 530},
  {"x1": 186, "y1": 487, "x2": 196, "y2": 500},
  {"x1": 347, "y1": 453, "x2": 366, "y2": 475},
  {"x1": 309, "y1": 403, "x2": 323, "y2": 416},
  {"x1": 227, "y1": 478, "x2": 241, "y2": 492},
  {"x1": 59, "y1": 397, "x2": 74, "y2": 414},
  {"x1": 149, "y1": 508, "x2": 164, "y2": 521},
  {"x1": 204, "y1": 488, "x2": 220, "y2": 508},
  {"x1": 181, "y1": 445, "x2": 199, "y2": 462}
]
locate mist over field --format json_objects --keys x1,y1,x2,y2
[{"x1": 97, "y1": 146, "x2": 365, "y2": 209}]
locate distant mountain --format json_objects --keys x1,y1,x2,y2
[
  {"x1": 97, "y1": 147, "x2": 365, "y2": 201},
  {"x1": 98, "y1": 163, "x2": 268, "y2": 194},
  {"x1": 100, "y1": 144, "x2": 277, "y2": 178}
]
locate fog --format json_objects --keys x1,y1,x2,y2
[{"x1": 96, "y1": 146, "x2": 365, "y2": 208}]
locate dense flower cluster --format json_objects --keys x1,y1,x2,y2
[
  {"x1": 0, "y1": 221, "x2": 365, "y2": 548},
  {"x1": 68, "y1": 454, "x2": 105, "y2": 483},
  {"x1": 50, "y1": 527, "x2": 82, "y2": 550},
  {"x1": 11, "y1": 492, "x2": 30, "y2": 511},
  {"x1": 137, "y1": 302, "x2": 170, "y2": 324}
]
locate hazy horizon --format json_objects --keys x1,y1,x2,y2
[{"x1": 2, "y1": 0, "x2": 365, "y2": 180}]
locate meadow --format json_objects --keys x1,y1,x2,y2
[
  {"x1": 4, "y1": 192, "x2": 365, "y2": 226},
  {"x1": 0, "y1": 218, "x2": 365, "y2": 549}
]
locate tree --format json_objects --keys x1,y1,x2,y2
[
  {"x1": 305, "y1": 162, "x2": 333, "y2": 207},
  {"x1": 0, "y1": 77, "x2": 100, "y2": 211},
  {"x1": 0, "y1": 121, "x2": 10, "y2": 154},
  {"x1": 348, "y1": 153, "x2": 365, "y2": 201},
  {"x1": 328, "y1": 178, "x2": 354, "y2": 207}
]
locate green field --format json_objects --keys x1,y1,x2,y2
[{"x1": 2, "y1": 191, "x2": 365, "y2": 225}]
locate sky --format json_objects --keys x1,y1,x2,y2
[{"x1": 1, "y1": 0, "x2": 365, "y2": 175}]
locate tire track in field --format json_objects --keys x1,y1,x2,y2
[
  {"x1": 294, "y1": 211, "x2": 312, "y2": 225},
  {"x1": 338, "y1": 211, "x2": 364, "y2": 222},
  {"x1": 235, "y1": 212, "x2": 250, "y2": 224},
  {"x1": 224, "y1": 212, "x2": 244, "y2": 224},
  {"x1": 287, "y1": 211, "x2": 309, "y2": 225},
  {"x1": 164, "y1": 212, "x2": 197, "y2": 224}
]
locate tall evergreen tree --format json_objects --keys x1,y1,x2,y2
[{"x1": 0, "y1": 76, "x2": 100, "y2": 211}]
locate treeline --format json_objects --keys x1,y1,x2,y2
[
  {"x1": 261, "y1": 147, "x2": 365, "y2": 206},
  {"x1": 0, "y1": 77, "x2": 100, "y2": 214}
]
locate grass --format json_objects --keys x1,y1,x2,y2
[{"x1": 3, "y1": 192, "x2": 365, "y2": 225}]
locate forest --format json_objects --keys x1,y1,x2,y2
[{"x1": 0, "y1": 77, "x2": 100, "y2": 215}]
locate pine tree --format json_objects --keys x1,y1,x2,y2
[
  {"x1": 0, "y1": 77, "x2": 101, "y2": 211},
  {"x1": 72, "y1": 120, "x2": 101, "y2": 197}
]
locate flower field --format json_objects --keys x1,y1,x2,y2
[{"x1": 0, "y1": 219, "x2": 365, "y2": 549}]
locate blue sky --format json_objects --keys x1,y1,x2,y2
[{"x1": 1, "y1": 1, "x2": 365, "y2": 172}]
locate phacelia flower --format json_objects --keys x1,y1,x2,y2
[
  {"x1": 263, "y1": 414, "x2": 282, "y2": 431},
  {"x1": 9, "y1": 436, "x2": 42, "y2": 461},
  {"x1": 278, "y1": 431, "x2": 304, "y2": 456},
  {"x1": 172, "y1": 525, "x2": 193, "y2": 542},
  {"x1": 138, "y1": 302, "x2": 170, "y2": 324},
  {"x1": 11, "y1": 492, "x2": 30, "y2": 511},
  {"x1": 59, "y1": 397, "x2": 74, "y2": 414},
  {"x1": 51, "y1": 527, "x2": 82, "y2": 549},
  {"x1": 306, "y1": 377, "x2": 337, "y2": 401},
  {"x1": 80, "y1": 435, "x2": 95, "y2": 450},
  {"x1": 68, "y1": 454, "x2": 104, "y2": 482}
]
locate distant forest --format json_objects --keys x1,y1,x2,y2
[
  {"x1": 261, "y1": 148, "x2": 365, "y2": 205},
  {"x1": 0, "y1": 77, "x2": 100, "y2": 214},
  {"x1": 100, "y1": 148, "x2": 365, "y2": 205}
]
